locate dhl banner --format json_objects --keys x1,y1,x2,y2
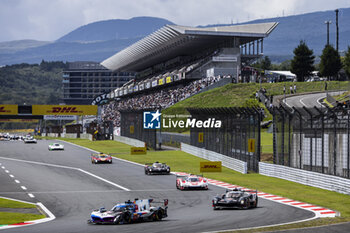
[
  {"x1": 0, "y1": 119, "x2": 39, "y2": 123},
  {"x1": 166, "y1": 76, "x2": 172, "y2": 83},
  {"x1": 200, "y1": 161, "x2": 222, "y2": 172},
  {"x1": 32, "y1": 105, "x2": 97, "y2": 116},
  {"x1": 0, "y1": 105, "x2": 18, "y2": 115},
  {"x1": 130, "y1": 147, "x2": 147, "y2": 155}
]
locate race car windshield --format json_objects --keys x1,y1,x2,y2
[
  {"x1": 111, "y1": 206, "x2": 125, "y2": 212},
  {"x1": 99, "y1": 155, "x2": 106, "y2": 158},
  {"x1": 226, "y1": 192, "x2": 241, "y2": 198},
  {"x1": 54, "y1": 144, "x2": 60, "y2": 146},
  {"x1": 153, "y1": 163, "x2": 162, "y2": 168},
  {"x1": 189, "y1": 178, "x2": 199, "y2": 182}
]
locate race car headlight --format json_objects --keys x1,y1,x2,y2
[{"x1": 241, "y1": 200, "x2": 245, "y2": 204}]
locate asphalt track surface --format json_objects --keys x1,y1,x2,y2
[
  {"x1": 283, "y1": 91, "x2": 345, "y2": 108},
  {"x1": 0, "y1": 140, "x2": 314, "y2": 233}
]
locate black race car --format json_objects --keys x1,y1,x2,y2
[
  {"x1": 144, "y1": 162, "x2": 170, "y2": 175},
  {"x1": 212, "y1": 188, "x2": 258, "y2": 210}
]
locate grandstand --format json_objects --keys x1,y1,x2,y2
[{"x1": 100, "y1": 22, "x2": 278, "y2": 127}]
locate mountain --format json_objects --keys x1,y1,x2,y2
[
  {"x1": 0, "y1": 17, "x2": 174, "y2": 65},
  {"x1": 0, "y1": 40, "x2": 51, "y2": 54},
  {"x1": 202, "y1": 7, "x2": 350, "y2": 61},
  {"x1": 0, "y1": 9, "x2": 349, "y2": 65},
  {"x1": 58, "y1": 16, "x2": 173, "y2": 42}
]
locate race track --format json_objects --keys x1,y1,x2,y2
[{"x1": 0, "y1": 140, "x2": 314, "y2": 233}]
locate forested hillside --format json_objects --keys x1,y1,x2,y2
[{"x1": 0, "y1": 61, "x2": 66, "y2": 105}]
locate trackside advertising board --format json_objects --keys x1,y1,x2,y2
[
  {"x1": 0, "y1": 119, "x2": 39, "y2": 123},
  {"x1": 200, "y1": 161, "x2": 222, "y2": 172},
  {"x1": 130, "y1": 147, "x2": 147, "y2": 155},
  {"x1": 32, "y1": 105, "x2": 97, "y2": 116},
  {"x1": 0, "y1": 105, "x2": 18, "y2": 115}
]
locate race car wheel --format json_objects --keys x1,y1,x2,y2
[
  {"x1": 180, "y1": 186, "x2": 184, "y2": 191},
  {"x1": 241, "y1": 199, "x2": 250, "y2": 209},
  {"x1": 157, "y1": 210, "x2": 163, "y2": 220},
  {"x1": 113, "y1": 216, "x2": 121, "y2": 225},
  {"x1": 213, "y1": 205, "x2": 219, "y2": 210},
  {"x1": 152, "y1": 212, "x2": 159, "y2": 221},
  {"x1": 253, "y1": 198, "x2": 258, "y2": 208}
]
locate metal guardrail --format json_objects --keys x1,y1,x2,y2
[
  {"x1": 259, "y1": 162, "x2": 350, "y2": 194},
  {"x1": 181, "y1": 143, "x2": 247, "y2": 174}
]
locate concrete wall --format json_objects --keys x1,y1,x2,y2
[
  {"x1": 259, "y1": 162, "x2": 350, "y2": 194},
  {"x1": 181, "y1": 143, "x2": 247, "y2": 174},
  {"x1": 114, "y1": 135, "x2": 146, "y2": 147}
]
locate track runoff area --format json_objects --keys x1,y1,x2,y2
[{"x1": 0, "y1": 138, "x2": 336, "y2": 233}]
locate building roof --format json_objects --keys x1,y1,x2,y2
[{"x1": 101, "y1": 22, "x2": 278, "y2": 72}]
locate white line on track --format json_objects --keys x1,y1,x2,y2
[
  {"x1": 5, "y1": 170, "x2": 9, "y2": 173},
  {"x1": 316, "y1": 95, "x2": 326, "y2": 106},
  {"x1": 28, "y1": 193, "x2": 35, "y2": 198},
  {"x1": 0, "y1": 156, "x2": 130, "y2": 191},
  {"x1": 20, "y1": 186, "x2": 27, "y2": 190},
  {"x1": 1, "y1": 166, "x2": 5, "y2": 169},
  {"x1": 299, "y1": 96, "x2": 308, "y2": 107},
  {"x1": 9, "y1": 174, "x2": 14, "y2": 178},
  {"x1": 14, "y1": 179, "x2": 20, "y2": 183}
]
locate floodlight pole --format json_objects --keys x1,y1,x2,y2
[
  {"x1": 335, "y1": 9, "x2": 339, "y2": 52},
  {"x1": 325, "y1": 21, "x2": 332, "y2": 46}
]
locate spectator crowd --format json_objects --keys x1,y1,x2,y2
[{"x1": 102, "y1": 75, "x2": 228, "y2": 127}]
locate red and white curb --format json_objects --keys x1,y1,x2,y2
[
  {"x1": 0, "y1": 196, "x2": 55, "y2": 231},
  {"x1": 173, "y1": 172, "x2": 338, "y2": 218}
]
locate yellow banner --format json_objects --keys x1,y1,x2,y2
[
  {"x1": 0, "y1": 105, "x2": 18, "y2": 115},
  {"x1": 158, "y1": 78, "x2": 165, "y2": 85},
  {"x1": 200, "y1": 161, "x2": 222, "y2": 172},
  {"x1": 0, "y1": 119, "x2": 39, "y2": 123},
  {"x1": 130, "y1": 125, "x2": 134, "y2": 134},
  {"x1": 32, "y1": 105, "x2": 97, "y2": 115},
  {"x1": 166, "y1": 76, "x2": 172, "y2": 83},
  {"x1": 130, "y1": 147, "x2": 147, "y2": 155},
  {"x1": 248, "y1": 138, "x2": 256, "y2": 153},
  {"x1": 198, "y1": 132, "x2": 204, "y2": 143}
]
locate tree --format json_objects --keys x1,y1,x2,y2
[
  {"x1": 252, "y1": 56, "x2": 271, "y2": 70},
  {"x1": 260, "y1": 56, "x2": 271, "y2": 70},
  {"x1": 290, "y1": 41, "x2": 315, "y2": 82},
  {"x1": 319, "y1": 44, "x2": 342, "y2": 80},
  {"x1": 344, "y1": 46, "x2": 350, "y2": 78}
]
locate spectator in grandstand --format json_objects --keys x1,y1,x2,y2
[{"x1": 102, "y1": 74, "x2": 226, "y2": 127}]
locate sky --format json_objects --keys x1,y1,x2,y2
[{"x1": 0, "y1": 0, "x2": 349, "y2": 42}]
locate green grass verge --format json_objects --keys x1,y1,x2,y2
[
  {"x1": 261, "y1": 129, "x2": 273, "y2": 154},
  {"x1": 0, "y1": 212, "x2": 45, "y2": 225},
  {"x1": 0, "y1": 198, "x2": 45, "y2": 225},
  {"x1": 55, "y1": 138, "x2": 350, "y2": 223},
  {"x1": 0, "y1": 198, "x2": 36, "y2": 209}
]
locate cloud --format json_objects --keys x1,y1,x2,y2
[{"x1": 0, "y1": 0, "x2": 348, "y2": 42}]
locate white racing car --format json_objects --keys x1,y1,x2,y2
[
  {"x1": 24, "y1": 136, "x2": 37, "y2": 143},
  {"x1": 48, "y1": 143, "x2": 64, "y2": 151},
  {"x1": 176, "y1": 174, "x2": 208, "y2": 190}
]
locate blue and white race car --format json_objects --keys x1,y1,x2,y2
[{"x1": 88, "y1": 199, "x2": 168, "y2": 225}]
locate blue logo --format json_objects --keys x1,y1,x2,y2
[{"x1": 143, "y1": 110, "x2": 161, "y2": 129}]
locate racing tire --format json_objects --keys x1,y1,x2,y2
[
  {"x1": 152, "y1": 212, "x2": 159, "y2": 221},
  {"x1": 253, "y1": 198, "x2": 258, "y2": 208},
  {"x1": 240, "y1": 199, "x2": 250, "y2": 210},
  {"x1": 213, "y1": 205, "x2": 219, "y2": 210},
  {"x1": 180, "y1": 186, "x2": 184, "y2": 191},
  {"x1": 113, "y1": 216, "x2": 121, "y2": 225},
  {"x1": 157, "y1": 210, "x2": 163, "y2": 220}
]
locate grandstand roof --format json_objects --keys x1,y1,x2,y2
[{"x1": 101, "y1": 22, "x2": 278, "y2": 72}]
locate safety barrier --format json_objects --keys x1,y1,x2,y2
[
  {"x1": 62, "y1": 133, "x2": 77, "y2": 139},
  {"x1": 259, "y1": 162, "x2": 350, "y2": 194},
  {"x1": 181, "y1": 143, "x2": 247, "y2": 174},
  {"x1": 114, "y1": 135, "x2": 146, "y2": 147}
]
